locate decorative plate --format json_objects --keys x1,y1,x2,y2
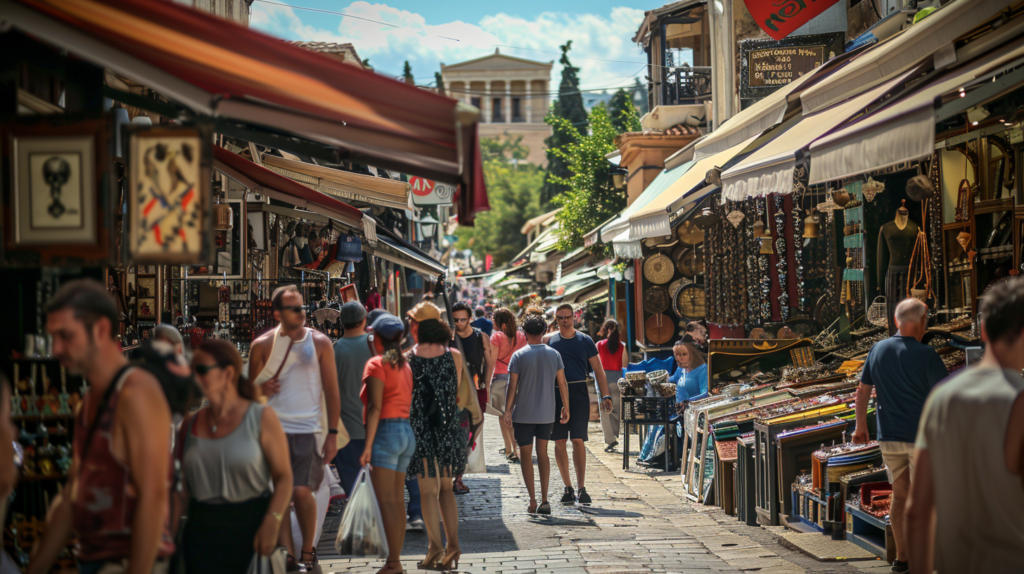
[
  {"x1": 643, "y1": 285, "x2": 671, "y2": 314},
  {"x1": 643, "y1": 252, "x2": 674, "y2": 284},
  {"x1": 676, "y1": 219, "x2": 704, "y2": 246}
]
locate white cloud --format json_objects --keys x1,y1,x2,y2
[{"x1": 250, "y1": 1, "x2": 648, "y2": 92}]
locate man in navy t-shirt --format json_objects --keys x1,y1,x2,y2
[
  {"x1": 853, "y1": 297, "x2": 948, "y2": 573},
  {"x1": 470, "y1": 306, "x2": 493, "y2": 336},
  {"x1": 544, "y1": 304, "x2": 612, "y2": 505}
]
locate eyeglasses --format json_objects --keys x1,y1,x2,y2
[
  {"x1": 279, "y1": 306, "x2": 305, "y2": 314},
  {"x1": 194, "y1": 363, "x2": 228, "y2": 375},
  {"x1": 454, "y1": 317, "x2": 470, "y2": 323},
  {"x1": 556, "y1": 315, "x2": 573, "y2": 321}
]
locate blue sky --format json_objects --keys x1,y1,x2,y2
[{"x1": 249, "y1": 0, "x2": 656, "y2": 94}]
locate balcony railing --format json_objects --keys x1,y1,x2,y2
[{"x1": 662, "y1": 66, "x2": 712, "y2": 106}]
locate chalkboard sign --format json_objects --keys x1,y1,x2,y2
[{"x1": 740, "y1": 32, "x2": 844, "y2": 100}]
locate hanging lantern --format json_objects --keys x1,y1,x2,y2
[
  {"x1": 212, "y1": 182, "x2": 233, "y2": 231},
  {"x1": 759, "y1": 237, "x2": 774, "y2": 254},
  {"x1": 803, "y1": 210, "x2": 820, "y2": 238},
  {"x1": 752, "y1": 218, "x2": 768, "y2": 238}
]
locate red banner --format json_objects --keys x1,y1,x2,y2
[
  {"x1": 744, "y1": 0, "x2": 843, "y2": 41},
  {"x1": 485, "y1": 254, "x2": 493, "y2": 271}
]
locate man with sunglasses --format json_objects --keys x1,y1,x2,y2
[
  {"x1": 249, "y1": 285, "x2": 340, "y2": 572},
  {"x1": 543, "y1": 304, "x2": 612, "y2": 505},
  {"x1": 451, "y1": 301, "x2": 494, "y2": 492}
]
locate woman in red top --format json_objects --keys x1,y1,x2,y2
[
  {"x1": 360, "y1": 314, "x2": 415, "y2": 574},
  {"x1": 488, "y1": 308, "x2": 527, "y2": 462},
  {"x1": 596, "y1": 319, "x2": 628, "y2": 452}
]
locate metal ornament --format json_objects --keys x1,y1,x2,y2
[
  {"x1": 862, "y1": 177, "x2": 885, "y2": 202},
  {"x1": 726, "y1": 210, "x2": 745, "y2": 228}
]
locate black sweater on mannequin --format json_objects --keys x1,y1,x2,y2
[{"x1": 877, "y1": 219, "x2": 920, "y2": 288}]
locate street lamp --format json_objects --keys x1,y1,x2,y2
[{"x1": 418, "y1": 213, "x2": 439, "y2": 240}]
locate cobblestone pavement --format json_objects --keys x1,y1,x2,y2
[{"x1": 320, "y1": 417, "x2": 893, "y2": 573}]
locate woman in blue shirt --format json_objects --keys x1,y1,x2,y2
[{"x1": 671, "y1": 337, "x2": 708, "y2": 413}]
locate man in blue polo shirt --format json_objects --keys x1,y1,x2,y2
[
  {"x1": 544, "y1": 304, "x2": 612, "y2": 505},
  {"x1": 853, "y1": 297, "x2": 948, "y2": 574}
]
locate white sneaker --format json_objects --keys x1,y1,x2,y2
[{"x1": 406, "y1": 517, "x2": 425, "y2": 531}]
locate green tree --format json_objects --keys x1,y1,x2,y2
[
  {"x1": 609, "y1": 88, "x2": 636, "y2": 133},
  {"x1": 434, "y1": 71, "x2": 445, "y2": 95},
  {"x1": 456, "y1": 138, "x2": 543, "y2": 266},
  {"x1": 550, "y1": 102, "x2": 640, "y2": 252},
  {"x1": 541, "y1": 41, "x2": 588, "y2": 205},
  {"x1": 402, "y1": 61, "x2": 414, "y2": 85}
]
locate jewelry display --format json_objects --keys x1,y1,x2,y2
[{"x1": 773, "y1": 195, "x2": 789, "y2": 321}]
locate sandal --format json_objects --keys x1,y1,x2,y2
[
  {"x1": 537, "y1": 501, "x2": 551, "y2": 515},
  {"x1": 507, "y1": 452, "x2": 520, "y2": 464},
  {"x1": 528, "y1": 500, "x2": 538, "y2": 513},
  {"x1": 377, "y1": 559, "x2": 404, "y2": 574},
  {"x1": 453, "y1": 478, "x2": 470, "y2": 495},
  {"x1": 301, "y1": 549, "x2": 318, "y2": 573}
]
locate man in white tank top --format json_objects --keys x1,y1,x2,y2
[{"x1": 250, "y1": 285, "x2": 340, "y2": 571}]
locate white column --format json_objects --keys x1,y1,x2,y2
[
  {"x1": 525, "y1": 82, "x2": 532, "y2": 123},
  {"x1": 484, "y1": 80, "x2": 492, "y2": 123},
  {"x1": 504, "y1": 85, "x2": 512, "y2": 123}
]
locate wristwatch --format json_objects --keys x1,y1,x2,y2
[
  {"x1": 602, "y1": 395, "x2": 612, "y2": 401},
  {"x1": 328, "y1": 429, "x2": 339, "y2": 435}
]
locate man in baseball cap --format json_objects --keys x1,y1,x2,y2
[{"x1": 333, "y1": 301, "x2": 372, "y2": 494}]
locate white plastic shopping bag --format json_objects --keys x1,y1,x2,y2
[
  {"x1": 465, "y1": 425, "x2": 487, "y2": 474},
  {"x1": 334, "y1": 465, "x2": 389, "y2": 559}
]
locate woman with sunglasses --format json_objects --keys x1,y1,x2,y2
[{"x1": 180, "y1": 340, "x2": 293, "y2": 574}]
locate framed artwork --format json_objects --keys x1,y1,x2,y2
[
  {"x1": 137, "y1": 276, "x2": 156, "y2": 298},
  {"x1": 2, "y1": 118, "x2": 112, "y2": 265},
  {"x1": 127, "y1": 125, "x2": 212, "y2": 264},
  {"x1": 137, "y1": 298, "x2": 156, "y2": 320}
]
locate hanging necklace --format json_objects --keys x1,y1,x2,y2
[{"x1": 208, "y1": 403, "x2": 233, "y2": 435}]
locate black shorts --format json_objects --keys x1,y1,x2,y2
[
  {"x1": 551, "y1": 384, "x2": 590, "y2": 442},
  {"x1": 286, "y1": 433, "x2": 324, "y2": 490},
  {"x1": 513, "y1": 422, "x2": 553, "y2": 447}
]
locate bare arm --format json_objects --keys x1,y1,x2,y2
[
  {"x1": 27, "y1": 468, "x2": 76, "y2": 574},
  {"x1": 853, "y1": 383, "x2": 872, "y2": 444},
  {"x1": 502, "y1": 372, "x2": 519, "y2": 428},
  {"x1": 906, "y1": 447, "x2": 936, "y2": 574},
  {"x1": 555, "y1": 369, "x2": 570, "y2": 423},
  {"x1": 120, "y1": 372, "x2": 173, "y2": 574},
  {"x1": 589, "y1": 355, "x2": 612, "y2": 412},
  {"x1": 256, "y1": 406, "x2": 293, "y2": 555},
  {"x1": 315, "y1": 331, "x2": 341, "y2": 463},
  {"x1": 360, "y1": 376, "x2": 385, "y2": 467},
  {"x1": 248, "y1": 337, "x2": 270, "y2": 400},
  {"x1": 481, "y1": 334, "x2": 495, "y2": 392}
]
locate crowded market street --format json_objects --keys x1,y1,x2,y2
[{"x1": 318, "y1": 417, "x2": 891, "y2": 574}]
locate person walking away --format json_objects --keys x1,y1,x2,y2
[
  {"x1": 406, "y1": 303, "x2": 467, "y2": 571},
  {"x1": 595, "y1": 319, "x2": 627, "y2": 453},
  {"x1": 503, "y1": 316, "x2": 569, "y2": 515},
  {"x1": 29, "y1": 280, "x2": 175, "y2": 574},
  {"x1": 249, "y1": 285, "x2": 341, "y2": 572},
  {"x1": 153, "y1": 323, "x2": 185, "y2": 358},
  {"x1": 853, "y1": 298, "x2": 947, "y2": 574},
  {"x1": 451, "y1": 301, "x2": 494, "y2": 493},
  {"x1": 684, "y1": 321, "x2": 708, "y2": 355},
  {"x1": 544, "y1": 304, "x2": 612, "y2": 505},
  {"x1": 359, "y1": 315, "x2": 416, "y2": 574},
  {"x1": 907, "y1": 277, "x2": 1024, "y2": 574},
  {"x1": 489, "y1": 308, "x2": 528, "y2": 463},
  {"x1": 180, "y1": 340, "x2": 292, "y2": 574},
  {"x1": 332, "y1": 302, "x2": 374, "y2": 494},
  {"x1": 470, "y1": 306, "x2": 493, "y2": 336}
]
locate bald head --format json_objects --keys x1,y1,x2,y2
[{"x1": 894, "y1": 298, "x2": 928, "y2": 341}]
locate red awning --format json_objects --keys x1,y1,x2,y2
[
  {"x1": 212, "y1": 146, "x2": 363, "y2": 228},
  {"x1": 4, "y1": 0, "x2": 488, "y2": 224}
]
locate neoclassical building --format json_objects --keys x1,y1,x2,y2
[{"x1": 441, "y1": 50, "x2": 553, "y2": 166}]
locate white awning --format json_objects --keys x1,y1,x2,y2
[
  {"x1": 596, "y1": 160, "x2": 696, "y2": 242},
  {"x1": 721, "y1": 70, "x2": 916, "y2": 201},
  {"x1": 809, "y1": 36, "x2": 1024, "y2": 184},
  {"x1": 632, "y1": 134, "x2": 760, "y2": 234},
  {"x1": 611, "y1": 228, "x2": 643, "y2": 259},
  {"x1": 799, "y1": 0, "x2": 1010, "y2": 114},
  {"x1": 694, "y1": 72, "x2": 816, "y2": 160}
]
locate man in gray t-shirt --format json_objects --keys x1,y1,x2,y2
[
  {"x1": 503, "y1": 316, "x2": 569, "y2": 514},
  {"x1": 332, "y1": 302, "x2": 374, "y2": 494}
]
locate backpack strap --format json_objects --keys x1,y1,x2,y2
[{"x1": 81, "y1": 365, "x2": 134, "y2": 464}]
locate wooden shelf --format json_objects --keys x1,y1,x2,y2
[
  {"x1": 942, "y1": 221, "x2": 971, "y2": 231},
  {"x1": 974, "y1": 198, "x2": 1015, "y2": 215}
]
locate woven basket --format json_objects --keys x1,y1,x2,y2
[
  {"x1": 867, "y1": 296, "x2": 888, "y2": 327},
  {"x1": 655, "y1": 382, "x2": 677, "y2": 398},
  {"x1": 647, "y1": 369, "x2": 669, "y2": 385},
  {"x1": 643, "y1": 252, "x2": 674, "y2": 284},
  {"x1": 644, "y1": 285, "x2": 670, "y2": 314},
  {"x1": 645, "y1": 313, "x2": 675, "y2": 345}
]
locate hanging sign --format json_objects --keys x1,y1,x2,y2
[
  {"x1": 408, "y1": 176, "x2": 455, "y2": 206},
  {"x1": 740, "y1": 33, "x2": 843, "y2": 99},
  {"x1": 743, "y1": 0, "x2": 844, "y2": 41}
]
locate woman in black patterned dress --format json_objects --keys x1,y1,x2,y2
[{"x1": 406, "y1": 302, "x2": 467, "y2": 571}]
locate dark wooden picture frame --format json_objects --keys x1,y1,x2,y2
[{"x1": 2, "y1": 117, "x2": 113, "y2": 266}]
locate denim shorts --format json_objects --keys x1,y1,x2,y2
[{"x1": 371, "y1": 418, "x2": 416, "y2": 473}]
